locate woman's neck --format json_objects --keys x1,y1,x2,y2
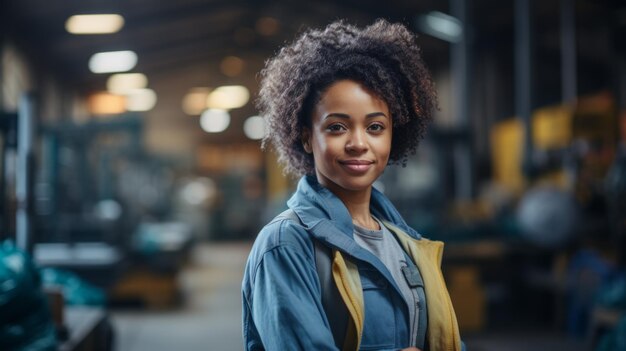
[{"x1": 322, "y1": 182, "x2": 380, "y2": 230}]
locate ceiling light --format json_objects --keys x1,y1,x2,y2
[
  {"x1": 125, "y1": 89, "x2": 157, "y2": 111},
  {"x1": 220, "y1": 56, "x2": 245, "y2": 77},
  {"x1": 243, "y1": 115, "x2": 266, "y2": 140},
  {"x1": 88, "y1": 92, "x2": 126, "y2": 115},
  {"x1": 206, "y1": 85, "x2": 249, "y2": 110},
  {"x1": 414, "y1": 12, "x2": 463, "y2": 43},
  {"x1": 107, "y1": 73, "x2": 148, "y2": 94},
  {"x1": 182, "y1": 87, "x2": 211, "y2": 115},
  {"x1": 200, "y1": 109, "x2": 230, "y2": 133},
  {"x1": 66, "y1": 14, "x2": 124, "y2": 34},
  {"x1": 89, "y1": 50, "x2": 137, "y2": 74}
]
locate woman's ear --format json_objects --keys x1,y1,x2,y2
[{"x1": 301, "y1": 128, "x2": 312, "y2": 154}]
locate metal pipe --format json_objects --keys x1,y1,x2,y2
[
  {"x1": 515, "y1": 0, "x2": 534, "y2": 176},
  {"x1": 16, "y1": 93, "x2": 35, "y2": 252},
  {"x1": 560, "y1": 0, "x2": 577, "y2": 105}
]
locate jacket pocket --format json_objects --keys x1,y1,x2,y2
[{"x1": 359, "y1": 267, "x2": 396, "y2": 350}]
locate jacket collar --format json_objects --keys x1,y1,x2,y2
[
  {"x1": 287, "y1": 175, "x2": 421, "y2": 255},
  {"x1": 287, "y1": 175, "x2": 423, "y2": 314}
]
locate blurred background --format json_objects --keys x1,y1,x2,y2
[{"x1": 1, "y1": 0, "x2": 626, "y2": 350}]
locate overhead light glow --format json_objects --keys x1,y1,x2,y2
[
  {"x1": 65, "y1": 14, "x2": 124, "y2": 34},
  {"x1": 88, "y1": 92, "x2": 126, "y2": 115},
  {"x1": 182, "y1": 87, "x2": 211, "y2": 115},
  {"x1": 89, "y1": 50, "x2": 137, "y2": 74},
  {"x1": 125, "y1": 88, "x2": 157, "y2": 111},
  {"x1": 220, "y1": 56, "x2": 245, "y2": 77},
  {"x1": 256, "y1": 17, "x2": 280, "y2": 36},
  {"x1": 415, "y1": 11, "x2": 463, "y2": 43},
  {"x1": 200, "y1": 109, "x2": 230, "y2": 133},
  {"x1": 243, "y1": 115, "x2": 266, "y2": 140},
  {"x1": 206, "y1": 85, "x2": 249, "y2": 110},
  {"x1": 107, "y1": 73, "x2": 148, "y2": 94},
  {"x1": 181, "y1": 178, "x2": 216, "y2": 206}
]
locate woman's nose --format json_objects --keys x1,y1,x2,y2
[{"x1": 346, "y1": 130, "x2": 367, "y2": 153}]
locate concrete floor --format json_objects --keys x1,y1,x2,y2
[
  {"x1": 111, "y1": 242, "x2": 251, "y2": 351},
  {"x1": 109, "y1": 242, "x2": 585, "y2": 351}
]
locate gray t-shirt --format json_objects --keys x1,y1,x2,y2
[{"x1": 353, "y1": 217, "x2": 421, "y2": 347}]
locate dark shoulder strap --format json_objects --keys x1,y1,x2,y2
[
  {"x1": 274, "y1": 209, "x2": 349, "y2": 349},
  {"x1": 314, "y1": 240, "x2": 349, "y2": 349}
]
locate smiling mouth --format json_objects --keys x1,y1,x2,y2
[{"x1": 339, "y1": 160, "x2": 374, "y2": 173}]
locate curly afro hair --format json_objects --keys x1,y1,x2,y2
[{"x1": 257, "y1": 19, "x2": 437, "y2": 177}]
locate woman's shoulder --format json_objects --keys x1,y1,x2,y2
[
  {"x1": 248, "y1": 211, "x2": 315, "y2": 261},
  {"x1": 242, "y1": 211, "x2": 319, "y2": 298}
]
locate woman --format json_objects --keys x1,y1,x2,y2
[{"x1": 242, "y1": 20, "x2": 463, "y2": 351}]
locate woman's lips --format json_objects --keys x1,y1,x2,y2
[{"x1": 339, "y1": 160, "x2": 374, "y2": 173}]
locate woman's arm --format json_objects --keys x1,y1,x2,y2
[{"x1": 248, "y1": 243, "x2": 340, "y2": 350}]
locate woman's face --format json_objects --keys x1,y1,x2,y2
[{"x1": 302, "y1": 79, "x2": 392, "y2": 196}]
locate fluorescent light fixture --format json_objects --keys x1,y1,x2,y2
[
  {"x1": 125, "y1": 88, "x2": 157, "y2": 111},
  {"x1": 182, "y1": 87, "x2": 211, "y2": 115},
  {"x1": 107, "y1": 73, "x2": 148, "y2": 94},
  {"x1": 66, "y1": 14, "x2": 125, "y2": 34},
  {"x1": 200, "y1": 109, "x2": 230, "y2": 133},
  {"x1": 206, "y1": 85, "x2": 249, "y2": 110},
  {"x1": 243, "y1": 115, "x2": 266, "y2": 140},
  {"x1": 89, "y1": 50, "x2": 137, "y2": 74},
  {"x1": 415, "y1": 11, "x2": 463, "y2": 43}
]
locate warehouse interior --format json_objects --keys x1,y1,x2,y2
[{"x1": 1, "y1": 0, "x2": 626, "y2": 350}]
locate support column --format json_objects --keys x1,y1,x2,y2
[
  {"x1": 451, "y1": 0, "x2": 474, "y2": 199},
  {"x1": 560, "y1": 0, "x2": 577, "y2": 105}
]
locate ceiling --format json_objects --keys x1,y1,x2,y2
[
  {"x1": 2, "y1": 0, "x2": 454, "y2": 92},
  {"x1": 3, "y1": 0, "x2": 625, "y2": 93},
  {"x1": 2, "y1": 0, "x2": 625, "y2": 155}
]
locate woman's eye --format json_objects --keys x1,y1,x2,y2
[
  {"x1": 327, "y1": 124, "x2": 346, "y2": 132},
  {"x1": 368, "y1": 123, "x2": 385, "y2": 132}
]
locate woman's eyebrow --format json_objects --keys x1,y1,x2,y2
[
  {"x1": 323, "y1": 112, "x2": 388, "y2": 119},
  {"x1": 323, "y1": 113, "x2": 350, "y2": 119},
  {"x1": 366, "y1": 112, "x2": 388, "y2": 118}
]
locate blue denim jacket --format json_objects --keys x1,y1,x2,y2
[{"x1": 242, "y1": 176, "x2": 462, "y2": 350}]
